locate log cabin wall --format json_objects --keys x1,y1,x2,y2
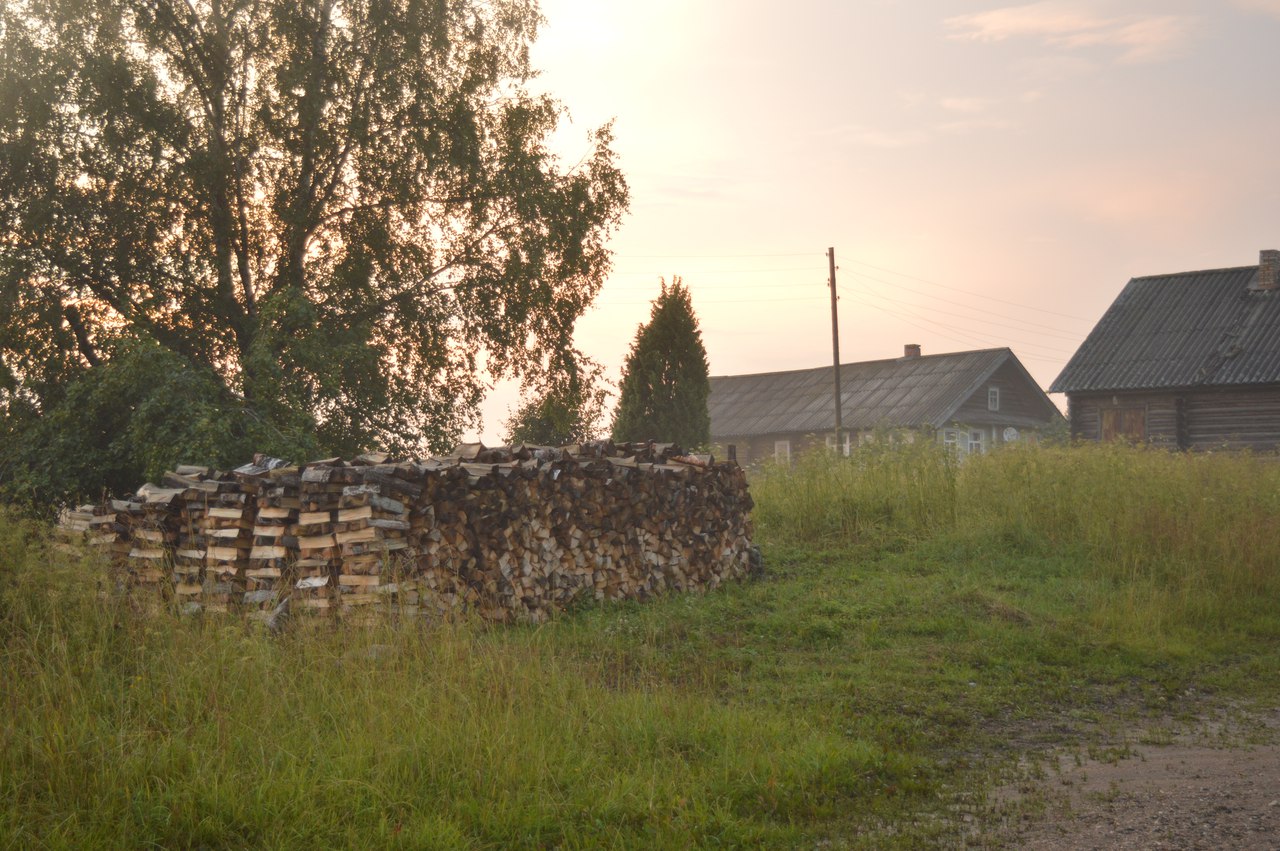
[
  {"x1": 1183, "y1": 386, "x2": 1280, "y2": 451},
  {"x1": 1067, "y1": 392, "x2": 1183, "y2": 448},
  {"x1": 1067, "y1": 385, "x2": 1280, "y2": 451}
]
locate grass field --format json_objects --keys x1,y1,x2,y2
[{"x1": 3, "y1": 443, "x2": 1279, "y2": 848}]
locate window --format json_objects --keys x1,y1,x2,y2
[
  {"x1": 774, "y1": 439, "x2": 791, "y2": 463},
  {"x1": 968, "y1": 430, "x2": 985, "y2": 454},
  {"x1": 825, "y1": 433, "x2": 852, "y2": 456},
  {"x1": 943, "y1": 428, "x2": 960, "y2": 452},
  {"x1": 988, "y1": 387, "x2": 1000, "y2": 411}
]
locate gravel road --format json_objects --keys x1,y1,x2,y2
[{"x1": 995, "y1": 709, "x2": 1280, "y2": 850}]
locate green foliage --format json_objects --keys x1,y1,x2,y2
[
  {"x1": 611, "y1": 277, "x2": 710, "y2": 448},
  {"x1": 0, "y1": 0, "x2": 628, "y2": 502},
  {"x1": 503, "y1": 350, "x2": 609, "y2": 446},
  {"x1": 0, "y1": 341, "x2": 317, "y2": 507}
]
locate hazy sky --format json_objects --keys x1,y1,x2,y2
[{"x1": 468, "y1": 0, "x2": 1280, "y2": 442}]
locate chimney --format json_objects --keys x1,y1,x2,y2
[
  {"x1": 904, "y1": 343, "x2": 921, "y2": 358},
  {"x1": 1257, "y1": 249, "x2": 1280, "y2": 291}
]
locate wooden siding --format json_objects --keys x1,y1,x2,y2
[
  {"x1": 714, "y1": 421, "x2": 1044, "y2": 468},
  {"x1": 1067, "y1": 386, "x2": 1280, "y2": 451},
  {"x1": 950, "y1": 359, "x2": 1062, "y2": 427},
  {"x1": 1184, "y1": 387, "x2": 1280, "y2": 451},
  {"x1": 713, "y1": 432, "x2": 826, "y2": 467},
  {"x1": 1068, "y1": 392, "x2": 1182, "y2": 448}
]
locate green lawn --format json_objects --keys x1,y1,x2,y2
[{"x1": 3, "y1": 444, "x2": 1279, "y2": 848}]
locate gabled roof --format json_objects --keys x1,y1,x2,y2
[
  {"x1": 1050, "y1": 265, "x2": 1280, "y2": 393},
  {"x1": 710, "y1": 348, "x2": 1049, "y2": 438}
]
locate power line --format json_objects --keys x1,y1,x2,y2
[
  {"x1": 845, "y1": 279, "x2": 1084, "y2": 344},
  {"x1": 605, "y1": 278, "x2": 825, "y2": 291},
  {"x1": 841, "y1": 257, "x2": 1093, "y2": 321},
  {"x1": 613, "y1": 251, "x2": 816, "y2": 259},
  {"x1": 609, "y1": 250, "x2": 1094, "y2": 322},
  {"x1": 595, "y1": 294, "x2": 827, "y2": 306},
  {"x1": 608, "y1": 266, "x2": 821, "y2": 277},
  {"x1": 841, "y1": 291, "x2": 1077, "y2": 360},
  {"x1": 842, "y1": 270, "x2": 1090, "y2": 337}
]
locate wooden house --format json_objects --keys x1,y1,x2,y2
[
  {"x1": 1050, "y1": 250, "x2": 1280, "y2": 451},
  {"x1": 709, "y1": 346, "x2": 1062, "y2": 464}
]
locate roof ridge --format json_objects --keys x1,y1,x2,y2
[
  {"x1": 1132, "y1": 263, "x2": 1256, "y2": 281},
  {"x1": 709, "y1": 347, "x2": 1010, "y2": 381}
]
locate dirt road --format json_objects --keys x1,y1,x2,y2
[{"x1": 996, "y1": 709, "x2": 1280, "y2": 850}]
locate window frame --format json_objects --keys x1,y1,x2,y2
[
  {"x1": 968, "y1": 429, "x2": 985, "y2": 454},
  {"x1": 826, "y1": 432, "x2": 853, "y2": 456}
]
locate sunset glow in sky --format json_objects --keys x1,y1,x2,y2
[{"x1": 468, "y1": 0, "x2": 1280, "y2": 442}]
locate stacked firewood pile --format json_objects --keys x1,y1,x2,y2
[{"x1": 56, "y1": 442, "x2": 754, "y2": 622}]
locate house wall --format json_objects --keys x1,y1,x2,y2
[
  {"x1": 712, "y1": 362, "x2": 1062, "y2": 466},
  {"x1": 1067, "y1": 392, "x2": 1183, "y2": 448},
  {"x1": 1184, "y1": 386, "x2": 1280, "y2": 451},
  {"x1": 950, "y1": 360, "x2": 1062, "y2": 427},
  {"x1": 712, "y1": 432, "x2": 827, "y2": 467},
  {"x1": 714, "y1": 421, "x2": 1044, "y2": 468},
  {"x1": 1067, "y1": 385, "x2": 1280, "y2": 451}
]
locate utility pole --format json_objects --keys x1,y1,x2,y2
[{"x1": 828, "y1": 247, "x2": 842, "y2": 453}]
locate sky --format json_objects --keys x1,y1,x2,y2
[{"x1": 466, "y1": 0, "x2": 1280, "y2": 443}]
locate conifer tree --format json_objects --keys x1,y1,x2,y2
[{"x1": 611, "y1": 278, "x2": 710, "y2": 448}]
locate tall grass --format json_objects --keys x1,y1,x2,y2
[
  {"x1": 0, "y1": 514, "x2": 894, "y2": 849},
  {"x1": 754, "y1": 441, "x2": 1280, "y2": 638},
  {"x1": 751, "y1": 436, "x2": 958, "y2": 546},
  {"x1": 5, "y1": 443, "x2": 1280, "y2": 847},
  {"x1": 961, "y1": 444, "x2": 1280, "y2": 640}
]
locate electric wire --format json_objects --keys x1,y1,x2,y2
[
  {"x1": 840, "y1": 257, "x2": 1093, "y2": 321},
  {"x1": 844, "y1": 281, "x2": 1084, "y2": 345},
  {"x1": 840, "y1": 291, "x2": 1077, "y2": 362}
]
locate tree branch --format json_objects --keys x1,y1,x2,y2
[{"x1": 62, "y1": 305, "x2": 101, "y2": 368}]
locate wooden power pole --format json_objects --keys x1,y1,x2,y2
[{"x1": 828, "y1": 247, "x2": 842, "y2": 451}]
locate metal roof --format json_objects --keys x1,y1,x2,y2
[
  {"x1": 1050, "y1": 265, "x2": 1280, "y2": 393},
  {"x1": 710, "y1": 348, "x2": 1039, "y2": 438}
]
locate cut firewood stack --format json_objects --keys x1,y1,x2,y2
[
  {"x1": 413, "y1": 461, "x2": 481, "y2": 617},
  {"x1": 165, "y1": 466, "x2": 213, "y2": 605},
  {"x1": 129, "y1": 484, "x2": 184, "y2": 593},
  {"x1": 54, "y1": 500, "x2": 140, "y2": 597},
  {"x1": 291, "y1": 460, "x2": 341, "y2": 611},
  {"x1": 58, "y1": 441, "x2": 755, "y2": 623},
  {"x1": 334, "y1": 456, "x2": 421, "y2": 617},
  {"x1": 243, "y1": 457, "x2": 298, "y2": 611}
]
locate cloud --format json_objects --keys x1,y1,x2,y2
[
  {"x1": 1232, "y1": 0, "x2": 1280, "y2": 20},
  {"x1": 936, "y1": 117, "x2": 1015, "y2": 134},
  {"x1": 939, "y1": 96, "x2": 993, "y2": 113},
  {"x1": 1040, "y1": 163, "x2": 1226, "y2": 227},
  {"x1": 946, "y1": 2, "x2": 1195, "y2": 63},
  {"x1": 849, "y1": 128, "x2": 930, "y2": 149}
]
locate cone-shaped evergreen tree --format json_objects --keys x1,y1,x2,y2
[{"x1": 611, "y1": 278, "x2": 711, "y2": 447}]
